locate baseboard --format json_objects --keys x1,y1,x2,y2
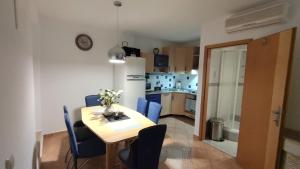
[
  {"x1": 35, "y1": 130, "x2": 43, "y2": 169},
  {"x1": 35, "y1": 130, "x2": 43, "y2": 158},
  {"x1": 43, "y1": 129, "x2": 67, "y2": 138},
  {"x1": 160, "y1": 114, "x2": 192, "y2": 118},
  {"x1": 193, "y1": 134, "x2": 200, "y2": 140}
]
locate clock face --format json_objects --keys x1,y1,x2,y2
[{"x1": 75, "y1": 34, "x2": 93, "y2": 51}]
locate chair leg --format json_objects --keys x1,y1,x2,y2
[
  {"x1": 72, "y1": 157, "x2": 77, "y2": 169},
  {"x1": 66, "y1": 156, "x2": 72, "y2": 169},
  {"x1": 65, "y1": 147, "x2": 71, "y2": 163}
]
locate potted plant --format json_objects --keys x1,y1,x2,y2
[{"x1": 99, "y1": 89, "x2": 123, "y2": 112}]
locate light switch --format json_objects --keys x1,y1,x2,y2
[{"x1": 5, "y1": 155, "x2": 14, "y2": 169}]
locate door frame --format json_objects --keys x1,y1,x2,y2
[{"x1": 199, "y1": 39, "x2": 252, "y2": 140}]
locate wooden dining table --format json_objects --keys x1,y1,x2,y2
[{"x1": 81, "y1": 104, "x2": 155, "y2": 169}]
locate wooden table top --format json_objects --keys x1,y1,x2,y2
[{"x1": 81, "y1": 104, "x2": 155, "y2": 144}]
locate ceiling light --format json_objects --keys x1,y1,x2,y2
[{"x1": 108, "y1": 0, "x2": 126, "y2": 64}]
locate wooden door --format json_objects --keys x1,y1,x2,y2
[
  {"x1": 161, "y1": 93, "x2": 172, "y2": 116},
  {"x1": 174, "y1": 48, "x2": 187, "y2": 72},
  {"x1": 142, "y1": 53, "x2": 154, "y2": 73},
  {"x1": 237, "y1": 28, "x2": 296, "y2": 169},
  {"x1": 163, "y1": 47, "x2": 176, "y2": 72},
  {"x1": 171, "y1": 93, "x2": 186, "y2": 115}
]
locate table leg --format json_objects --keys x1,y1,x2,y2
[{"x1": 106, "y1": 143, "x2": 117, "y2": 169}]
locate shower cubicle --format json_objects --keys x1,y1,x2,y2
[{"x1": 206, "y1": 45, "x2": 247, "y2": 142}]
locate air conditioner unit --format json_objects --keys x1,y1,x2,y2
[{"x1": 225, "y1": 1, "x2": 289, "y2": 33}]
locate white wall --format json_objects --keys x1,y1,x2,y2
[
  {"x1": 0, "y1": 0, "x2": 37, "y2": 168},
  {"x1": 195, "y1": 0, "x2": 300, "y2": 135},
  {"x1": 131, "y1": 34, "x2": 175, "y2": 53},
  {"x1": 37, "y1": 16, "x2": 174, "y2": 134}
]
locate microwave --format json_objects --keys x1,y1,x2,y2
[{"x1": 154, "y1": 54, "x2": 169, "y2": 67}]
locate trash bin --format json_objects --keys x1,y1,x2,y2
[{"x1": 211, "y1": 118, "x2": 224, "y2": 141}]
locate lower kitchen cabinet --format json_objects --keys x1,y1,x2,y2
[
  {"x1": 161, "y1": 93, "x2": 172, "y2": 116},
  {"x1": 171, "y1": 93, "x2": 186, "y2": 115}
]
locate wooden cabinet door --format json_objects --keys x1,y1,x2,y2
[
  {"x1": 237, "y1": 28, "x2": 296, "y2": 169},
  {"x1": 185, "y1": 47, "x2": 195, "y2": 72},
  {"x1": 161, "y1": 93, "x2": 172, "y2": 116},
  {"x1": 162, "y1": 47, "x2": 176, "y2": 72},
  {"x1": 174, "y1": 48, "x2": 187, "y2": 72},
  {"x1": 142, "y1": 53, "x2": 154, "y2": 73},
  {"x1": 171, "y1": 93, "x2": 186, "y2": 115}
]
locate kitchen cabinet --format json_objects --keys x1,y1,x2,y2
[
  {"x1": 171, "y1": 93, "x2": 186, "y2": 115},
  {"x1": 162, "y1": 47, "x2": 175, "y2": 72},
  {"x1": 142, "y1": 53, "x2": 154, "y2": 73},
  {"x1": 186, "y1": 47, "x2": 199, "y2": 72},
  {"x1": 163, "y1": 47, "x2": 200, "y2": 73},
  {"x1": 161, "y1": 93, "x2": 172, "y2": 116},
  {"x1": 174, "y1": 48, "x2": 187, "y2": 72}
]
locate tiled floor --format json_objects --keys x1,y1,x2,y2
[
  {"x1": 41, "y1": 117, "x2": 241, "y2": 169},
  {"x1": 203, "y1": 139, "x2": 238, "y2": 157}
]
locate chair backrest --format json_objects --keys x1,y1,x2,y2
[
  {"x1": 129, "y1": 125, "x2": 167, "y2": 169},
  {"x1": 85, "y1": 95, "x2": 101, "y2": 107},
  {"x1": 63, "y1": 106, "x2": 79, "y2": 157},
  {"x1": 136, "y1": 97, "x2": 148, "y2": 116},
  {"x1": 147, "y1": 102, "x2": 162, "y2": 124}
]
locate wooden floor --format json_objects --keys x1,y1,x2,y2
[{"x1": 41, "y1": 117, "x2": 242, "y2": 169}]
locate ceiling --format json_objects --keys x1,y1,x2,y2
[{"x1": 36, "y1": 0, "x2": 271, "y2": 42}]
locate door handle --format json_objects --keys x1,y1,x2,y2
[{"x1": 272, "y1": 106, "x2": 282, "y2": 127}]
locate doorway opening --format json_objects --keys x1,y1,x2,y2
[
  {"x1": 199, "y1": 40, "x2": 251, "y2": 157},
  {"x1": 204, "y1": 44, "x2": 247, "y2": 156}
]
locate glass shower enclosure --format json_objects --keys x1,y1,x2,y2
[{"x1": 207, "y1": 44, "x2": 247, "y2": 141}]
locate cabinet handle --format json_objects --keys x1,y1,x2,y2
[{"x1": 174, "y1": 66, "x2": 177, "y2": 72}]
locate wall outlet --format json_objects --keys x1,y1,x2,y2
[{"x1": 5, "y1": 155, "x2": 14, "y2": 169}]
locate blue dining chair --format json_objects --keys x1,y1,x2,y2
[
  {"x1": 118, "y1": 125, "x2": 167, "y2": 169},
  {"x1": 64, "y1": 107, "x2": 106, "y2": 169},
  {"x1": 63, "y1": 106, "x2": 97, "y2": 164},
  {"x1": 85, "y1": 95, "x2": 102, "y2": 107},
  {"x1": 136, "y1": 97, "x2": 148, "y2": 116},
  {"x1": 147, "y1": 102, "x2": 162, "y2": 124}
]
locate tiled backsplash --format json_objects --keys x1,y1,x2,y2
[{"x1": 147, "y1": 73, "x2": 198, "y2": 91}]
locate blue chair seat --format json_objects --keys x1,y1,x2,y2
[
  {"x1": 74, "y1": 127, "x2": 96, "y2": 142},
  {"x1": 77, "y1": 137, "x2": 106, "y2": 158},
  {"x1": 73, "y1": 120, "x2": 85, "y2": 128}
]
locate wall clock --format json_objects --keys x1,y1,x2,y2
[{"x1": 75, "y1": 34, "x2": 93, "y2": 51}]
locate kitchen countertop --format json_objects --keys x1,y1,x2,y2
[{"x1": 146, "y1": 89, "x2": 197, "y2": 96}]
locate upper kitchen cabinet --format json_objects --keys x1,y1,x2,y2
[
  {"x1": 174, "y1": 47, "x2": 187, "y2": 72},
  {"x1": 162, "y1": 47, "x2": 175, "y2": 72},
  {"x1": 142, "y1": 53, "x2": 154, "y2": 73},
  {"x1": 186, "y1": 47, "x2": 200, "y2": 72},
  {"x1": 163, "y1": 47, "x2": 200, "y2": 73}
]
